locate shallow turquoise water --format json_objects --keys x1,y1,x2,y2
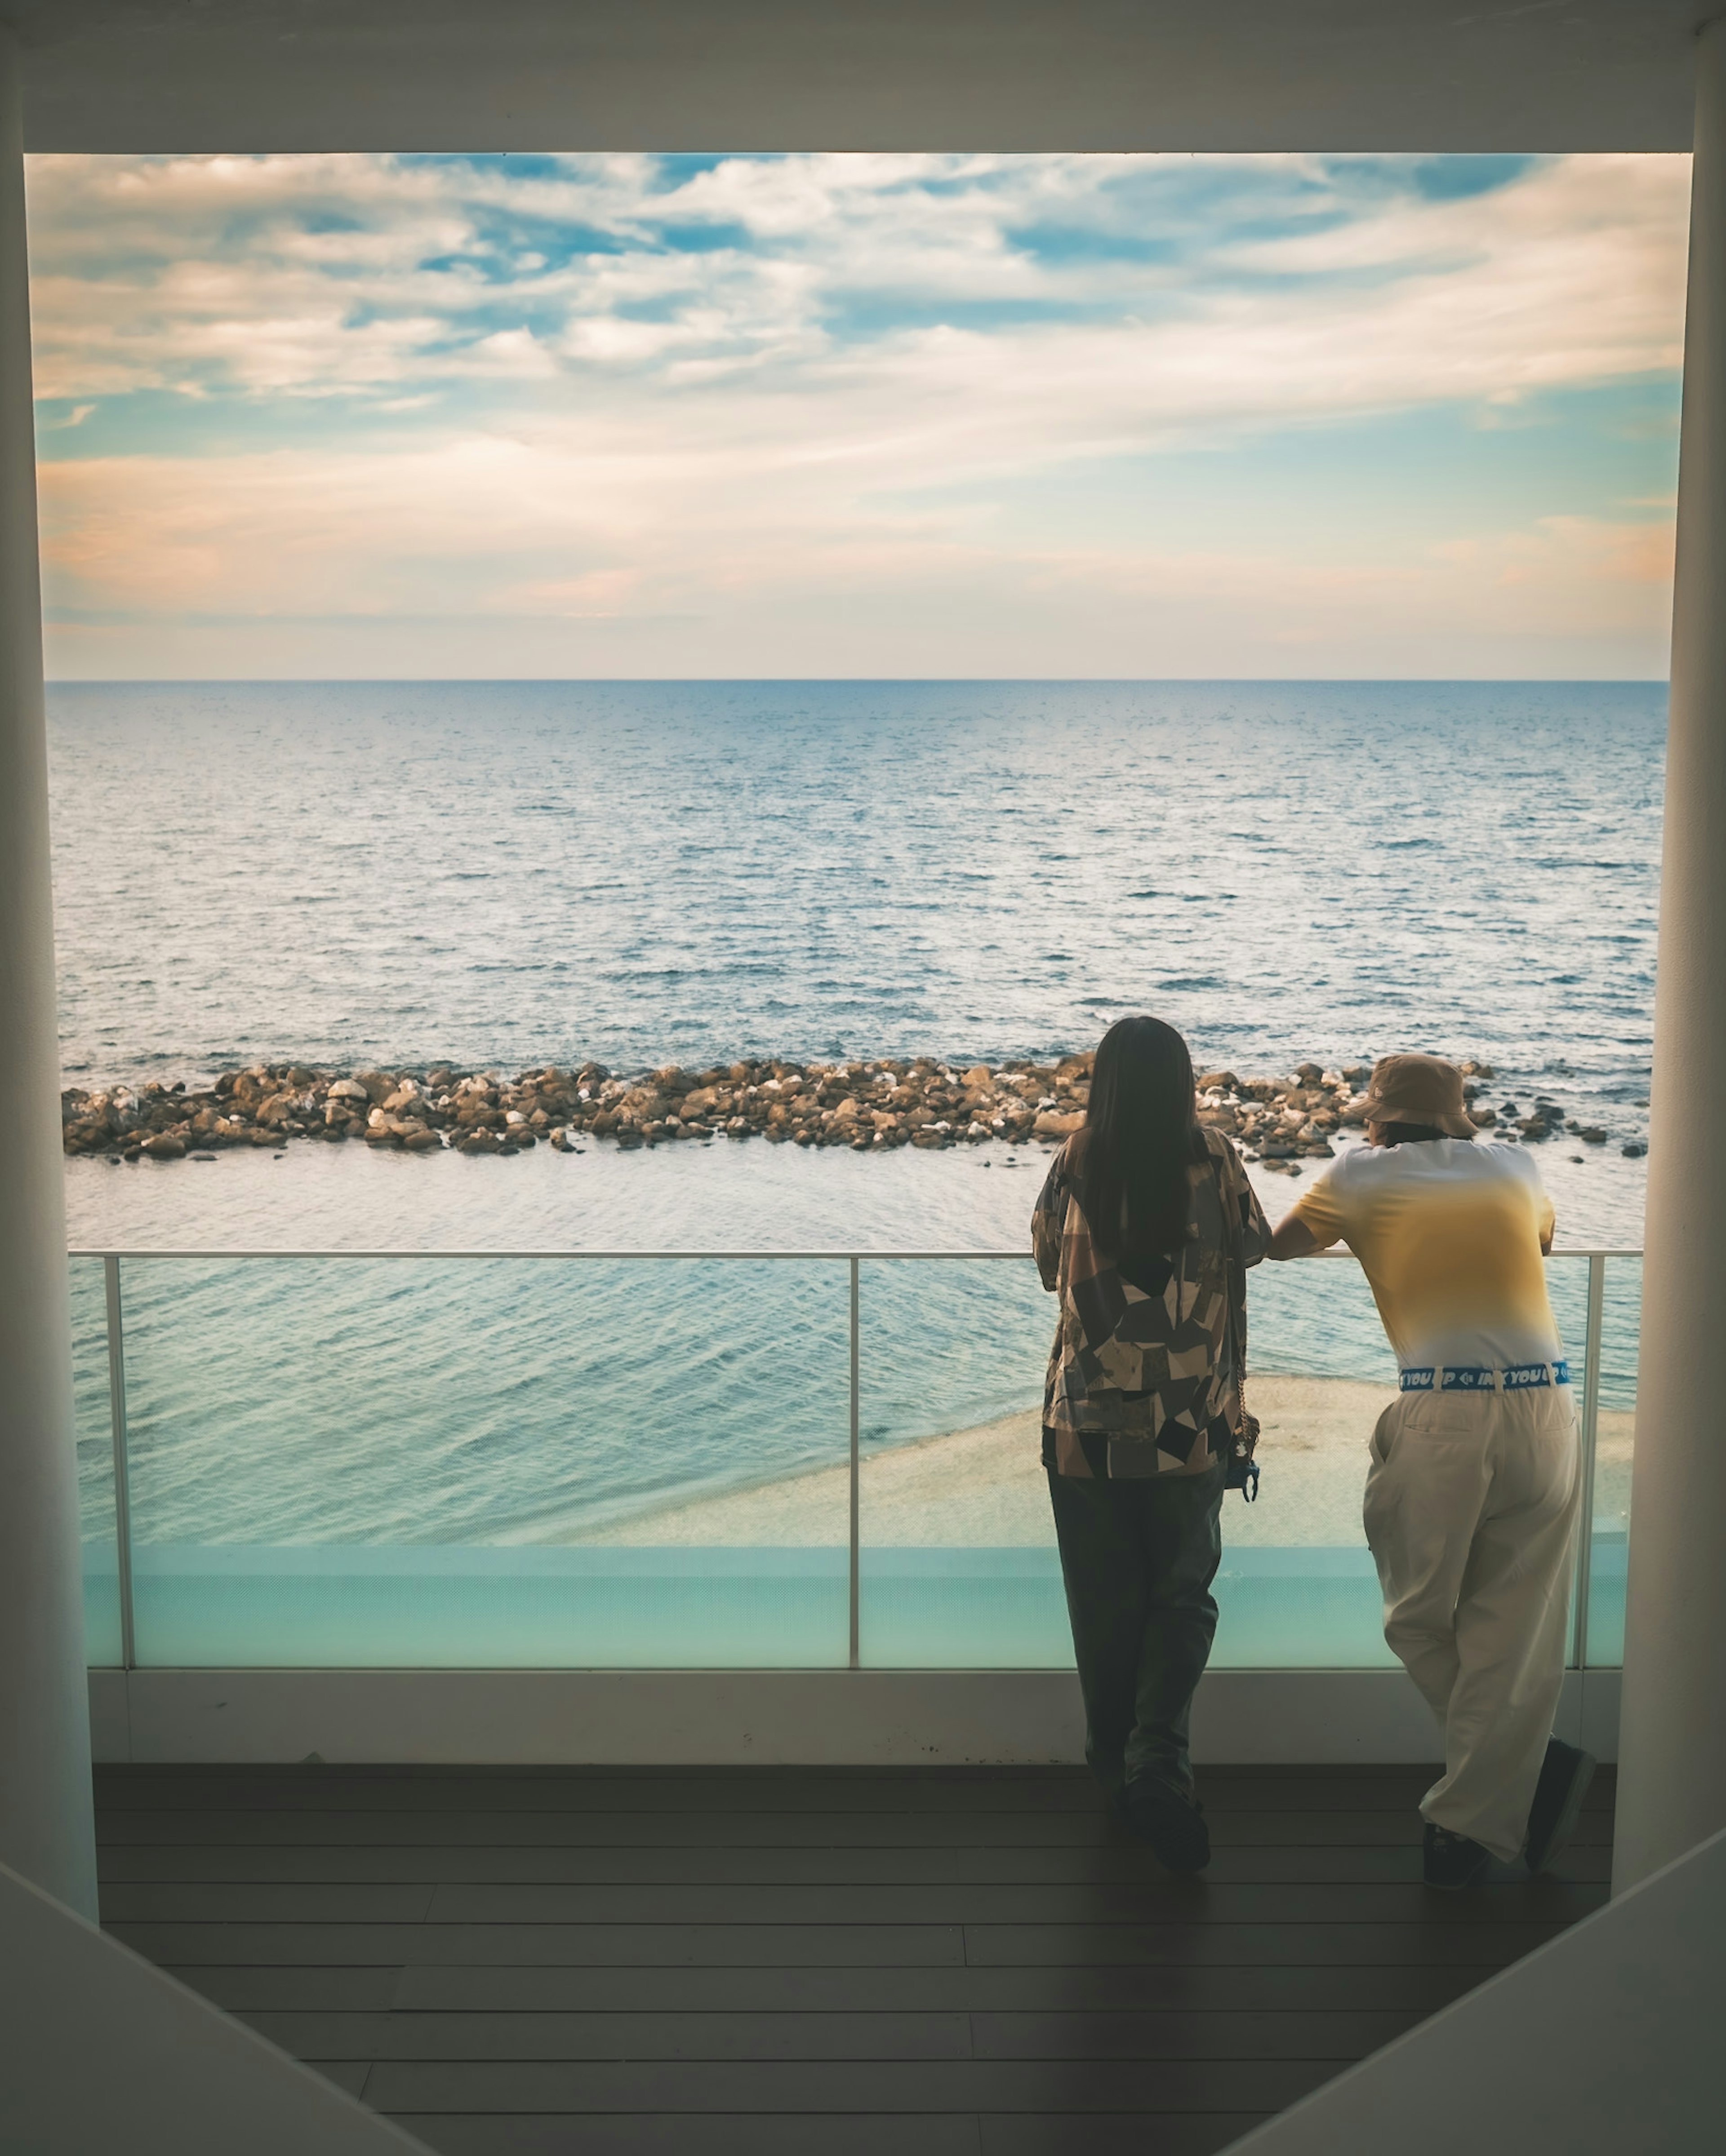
[{"x1": 78, "y1": 1539, "x2": 1628, "y2": 1673}]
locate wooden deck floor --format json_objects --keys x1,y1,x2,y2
[{"x1": 95, "y1": 1762, "x2": 1613, "y2": 2156}]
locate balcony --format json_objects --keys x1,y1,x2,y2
[{"x1": 53, "y1": 1245, "x2": 1626, "y2": 2147}]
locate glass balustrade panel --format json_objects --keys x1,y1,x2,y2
[
  {"x1": 70, "y1": 1257, "x2": 123, "y2": 1667},
  {"x1": 858, "y1": 1251, "x2": 1404, "y2": 1670},
  {"x1": 118, "y1": 1255, "x2": 850, "y2": 1668},
  {"x1": 1208, "y1": 1254, "x2": 1399, "y2": 1667},
  {"x1": 1587, "y1": 1255, "x2": 1639, "y2": 1667},
  {"x1": 857, "y1": 1256, "x2": 1063, "y2": 1668}
]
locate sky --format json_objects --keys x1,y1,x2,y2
[{"x1": 26, "y1": 150, "x2": 1690, "y2": 681}]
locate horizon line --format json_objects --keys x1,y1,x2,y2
[{"x1": 42, "y1": 674, "x2": 1673, "y2": 688}]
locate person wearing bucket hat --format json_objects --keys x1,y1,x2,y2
[{"x1": 1266, "y1": 1053, "x2": 1595, "y2": 1892}]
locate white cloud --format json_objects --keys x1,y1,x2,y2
[{"x1": 23, "y1": 151, "x2": 1689, "y2": 676}]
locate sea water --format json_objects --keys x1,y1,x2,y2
[{"x1": 52, "y1": 681, "x2": 1657, "y2": 1666}]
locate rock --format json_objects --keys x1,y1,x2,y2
[
  {"x1": 142, "y1": 1133, "x2": 185, "y2": 1158},
  {"x1": 1197, "y1": 1070, "x2": 1240, "y2": 1093},
  {"x1": 961, "y1": 1064, "x2": 993, "y2": 1089},
  {"x1": 1293, "y1": 1062, "x2": 1323, "y2": 1082},
  {"x1": 458, "y1": 1130, "x2": 501, "y2": 1153},
  {"x1": 1033, "y1": 1109, "x2": 1085, "y2": 1137},
  {"x1": 356, "y1": 1071, "x2": 396, "y2": 1105},
  {"x1": 1622, "y1": 1140, "x2": 1647, "y2": 1158},
  {"x1": 1578, "y1": 1127, "x2": 1608, "y2": 1145},
  {"x1": 404, "y1": 1129, "x2": 442, "y2": 1150},
  {"x1": 327, "y1": 1078, "x2": 369, "y2": 1102}
]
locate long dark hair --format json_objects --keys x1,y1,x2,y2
[{"x1": 1077, "y1": 1015, "x2": 1201, "y2": 1260}]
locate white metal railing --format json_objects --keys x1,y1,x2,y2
[{"x1": 70, "y1": 1245, "x2": 1638, "y2": 1674}]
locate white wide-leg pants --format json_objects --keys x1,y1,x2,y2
[{"x1": 1363, "y1": 1384, "x2": 1581, "y2": 1862}]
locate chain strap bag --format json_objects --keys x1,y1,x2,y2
[{"x1": 1217, "y1": 1155, "x2": 1261, "y2": 1502}]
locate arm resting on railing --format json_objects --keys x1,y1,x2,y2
[{"x1": 1268, "y1": 1215, "x2": 1326, "y2": 1260}]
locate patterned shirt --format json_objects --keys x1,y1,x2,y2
[{"x1": 1032, "y1": 1126, "x2": 1271, "y2": 1478}]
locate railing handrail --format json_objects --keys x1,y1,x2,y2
[{"x1": 66, "y1": 1245, "x2": 1646, "y2": 1260}]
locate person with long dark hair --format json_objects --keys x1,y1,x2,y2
[{"x1": 1032, "y1": 1015, "x2": 1269, "y2": 1871}]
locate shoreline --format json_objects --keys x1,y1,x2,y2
[
  {"x1": 544, "y1": 1377, "x2": 1635, "y2": 1551},
  {"x1": 550, "y1": 1380, "x2": 1631, "y2": 1552}
]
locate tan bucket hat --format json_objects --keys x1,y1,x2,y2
[{"x1": 1359, "y1": 1052, "x2": 1476, "y2": 1137}]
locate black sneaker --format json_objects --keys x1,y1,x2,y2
[
  {"x1": 1424, "y1": 1822, "x2": 1492, "y2": 1890},
  {"x1": 1523, "y1": 1738, "x2": 1598, "y2": 1876},
  {"x1": 1124, "y1": 1777, "x2": 1210, "y2": 1872}
]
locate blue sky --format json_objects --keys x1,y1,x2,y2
[{"x1": 25, "y1": 150, "x2": 1688, "y2": 678}]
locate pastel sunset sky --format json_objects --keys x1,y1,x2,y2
[{"x1": 26, "y1": 150, "x2": 1689, "y2": 679}]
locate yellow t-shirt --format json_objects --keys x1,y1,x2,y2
[{"x1": 1289, "y1": 1139, "x2": 1560, "y2": 1371}]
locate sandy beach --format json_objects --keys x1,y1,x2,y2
[{"x1": 568, "y1": 1378, "x2": 1636, "y2": 1550}]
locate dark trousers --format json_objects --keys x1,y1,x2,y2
[{"x1": 1046, "y1": 1459, "x2": 1227, "y2": 1800}]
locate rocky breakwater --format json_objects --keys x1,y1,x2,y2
[
  {"x1": 62, "y1": 1055, "x2": 1097, "y2": 1162},
  {"x1": 64, "y1": 1052, "x2": 1610, "y2": 1167}
]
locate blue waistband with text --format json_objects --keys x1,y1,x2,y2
[{"x1": 1399, "y1": 1362, "x2": 1570, "y2": 1393}]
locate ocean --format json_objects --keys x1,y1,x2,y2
[
  {"x1": 51, "y1": 679, "x2": 1658, "y2": 1640},
  {"x1": 52, "y1": 679, "x2": 1663, "y2": 1107}
]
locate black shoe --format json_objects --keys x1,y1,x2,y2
[
  {"x1": 1423, "y1": 1822, "x2": 1492, "y2": 1890},
  {"x1": 1124, "y1": 1777, "x2": 1210, "y2": 1872},
  {"x1": 1523, "y1": 1738, "x2": 1598, "y2": 1876}
]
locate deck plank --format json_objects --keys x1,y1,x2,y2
[
  {"x1": 386, "y1": 1963, "x2": 1501, "y2": 2014},
  {"x1": 94, "y1": 1760, "x2": 1614, "y2": 2150},
  {"x1": 92, "y1": 1768, "x2": 1483, "y2": 1814},
  {"x1": 393, "y1": 2117, "x2": 987, "y2": 2156},
  {"x1": 94, "y1": 1841, "x2": 1610, "y2": 1886},
  {"x1": 358, "y1": 2057, "x2": 1339, "y2": 2113},
  {"x1": 231, "y1": 2004, "x2": 1422, "y2": 2064}
]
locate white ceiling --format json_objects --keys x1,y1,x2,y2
[{"x1": 4, "y1": 0, "x2": 1712, "y2": 155}]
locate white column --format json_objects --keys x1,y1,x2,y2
[
  {"x1": 1615, "y1": 17, "x2": 1726, "y2": 1895},
  {"x1": 0, "y1": 30, "x2": 97, "y2": 1919}
]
